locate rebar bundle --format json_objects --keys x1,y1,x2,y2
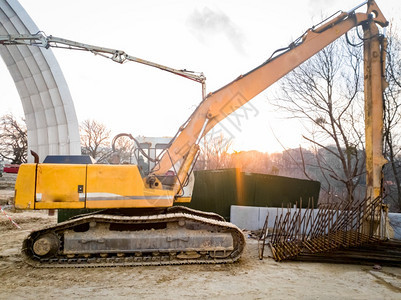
[{"x1": 263, "y1": 197, "x2": 388, "y2": 262}]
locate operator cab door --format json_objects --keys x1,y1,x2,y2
[{"x1": 35, "y1": 164, "x2": 86, "y2": 209}]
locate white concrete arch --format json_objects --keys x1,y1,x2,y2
[{"x1": 0, "y1": 0, "x2": 80, "y2": 162}]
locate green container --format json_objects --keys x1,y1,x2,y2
[
  {"x1": 182, "y1": 168, "x2": 320, "y2": 220},
  {"x1": 182, "y1": 169, "x2": 240, "y2": 220},
  {"x1": 240, "y1": 172, "x2": 320, "y2": 208}
]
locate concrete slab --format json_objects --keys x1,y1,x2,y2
[
  {"x1": 230, "y1": 205, "x2": 260, "y2": 230},
  {"x1": 389, "y1": 213, "x2": 401, "y2": 240}
]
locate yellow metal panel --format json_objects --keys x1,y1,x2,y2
[
  {"x1": 36, "y1": 164, "x2": 86, "y2": 205},
  {"x1": 86, "y1": 164, "x2": 143, "y2": 195},
  {"x1": 86, "y1": 165, "x2": 174, "y2": 208},
  {"x1": 87, "y1": 198, "x2": 173, "y2": 209},
  {"x1": 35, "y1": 202, "x2": 84, "y2": 209},
  {"x1": 14, "y1": 164, "x2": 36, "y2": 209}
]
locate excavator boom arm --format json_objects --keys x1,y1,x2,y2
[{"x1": 154, "y1": 1, "x2": 388, "y2": 184}]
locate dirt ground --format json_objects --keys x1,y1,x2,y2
[
  {"x1": 0, "y1": 210, "x2": 400, "y2": 300},
  {"x1": 0, "y1": 172, "x2": 400, "y2": 300}
]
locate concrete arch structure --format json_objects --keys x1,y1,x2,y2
[{"x1": 0, "y1": 0, "x2": 80, "y2": 162}]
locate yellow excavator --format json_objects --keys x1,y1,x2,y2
[{"x1": 0, "y1": 0, "x2": 388, "y2": 267}]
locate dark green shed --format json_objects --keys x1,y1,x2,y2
[{"x1": 182, "y1": 168, "x2": 320, "y2": 220}]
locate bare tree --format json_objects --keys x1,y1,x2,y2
[
  {"x1": 80, "y1": 119, "x2": 111, "y2": 163},
  {"x1": 270, "y1": 38, "x2": 366, "y2": 203},
  {"x1": 196, "y1": 133, "x2": 233, "y2": 170},
  {"x1": 0, "y1": 114, "x2": 27, "y2": 164}
]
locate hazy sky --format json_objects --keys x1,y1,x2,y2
[{"x1": 1, "y1": 0, "x2": 400, "y2": 153}]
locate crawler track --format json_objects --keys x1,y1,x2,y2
[{"x1": 22, "y1": 210, "x2": 245, "y2": 268}]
